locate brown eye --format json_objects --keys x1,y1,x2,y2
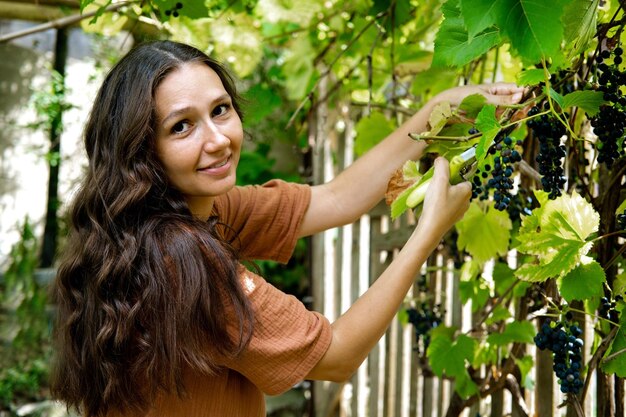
[
  {"x1": 212, "y1": 103, "x2": 231, "y2": 117},
  {"x1": 171, "y1": 120, "x2": 191, "y2": 134}
]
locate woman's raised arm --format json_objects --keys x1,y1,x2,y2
[{"x1": 297, "y1": 83, "x2": 525, "y2": 238}]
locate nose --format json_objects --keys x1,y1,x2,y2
[{"x1": 202, "y1": 122, "x2": 231, "y2": 153}]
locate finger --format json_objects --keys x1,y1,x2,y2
[
  {"x1": 432, "y1": 157, "x2": 450, "y2": 184},
  {"x1": 451, "y1": 180, "x2": 472, "y2": 199}
]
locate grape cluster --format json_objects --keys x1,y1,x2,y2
[
  {"x1": 591, "y1": 47, "x2": 626, "y2": 168},
  {"x1": 405, "y1": 275, "x2": 444, "y2": 353},
  {"x1": 471, "y1": 135, "x2": 523, "y2": 211},
  {"x1": 599, "y1": 296, "x2": 622, "y2": 323},
  {"x1": 527, "y1": 106, "x2": 567, "y2": 199},
  {"x1": 534, "y1": 317, "x2": 584, "y2": 394}
]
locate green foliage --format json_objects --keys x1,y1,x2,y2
[
  {"x1": 428, "y1": 327, "x2": 479, "y2": 398},
  {"x1": 433, "y1": 0, "x2": 500, "y2": 67},
  {"x1": 27, "y1": 70, "x2": 72, "y2": 138},
  {"x1": 455, "y1": 201, "x2": 512, "y2": 263},
  {"x1": 515, "y1": 191, "x2": 600, "y2": 282},
  {"x1": 558, "y1": 256, "x2": 605, "y2": 302},
  {"x1": 0, "y1": 219, "x2": 51, "y2": 408}
]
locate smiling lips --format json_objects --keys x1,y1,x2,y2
[{"x1": 198, "y1": 156, "x2": 231, "y2": 175}]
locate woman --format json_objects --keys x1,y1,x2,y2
[{"x1": 50, "y1": 40, "x2": 523, "y2": 416}]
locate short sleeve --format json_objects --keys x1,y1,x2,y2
[
  {"x1": 213, "y1": 180, "x2": 311, "y2": 263},
  {"x1": 222, "y1": 269, "x2": 332, "y2": 396}
]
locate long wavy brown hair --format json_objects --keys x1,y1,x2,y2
[{"x1": 49, "y1": 40, "x2": 254, "y2": 417}]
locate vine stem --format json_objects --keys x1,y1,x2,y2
[
  {"x1": 566, "y1": 306, "x2": 620, "y2": 327},
  {"x1": 591, "y1": 230, "x2": 626, "y2": 242},
  {"x1": 540, "y1": 60, "x2": 580, "y2": 140},
  {"x1": 408, "y1": 133, "x2": 478, "y2": 142},
  {"x1": 408, "y1": 104, "x2": 547, "y2": 144}
]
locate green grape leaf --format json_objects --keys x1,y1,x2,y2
[
  {"x1": 456, "y1": 202, "x2": 512, "y2": 263},
  {"x1": 390, "y1": 181, "x2": 418, "y2": 220},
  {"x1": 433, "y1": 0, "x2": 501, "y2": 68},
  {"x1": 515, "y1": 191, "x2": 600, "y2": 282},
  {"x1": 495, "y1": 0, "x2": 568, "y2": 65},
  {"x1": 558, "y1": 256, "x2": 606, "y2": 302},
  {"x1": 418, "y1": 102, "x2": 453, "y2": 138},
  {"x1": 517, "y1": 68, "x2": 546, "y2": 86},
  {"x1": 563, "y1": 0, "x2": 599, "y2": 56},
  {"x1": 459, "y1": 93, "x2": 487, "y2": 119},
  {"x1": 562, "y1": 90, "x2": 606, "y2": 116},
  {"x1": 459, "y1": 278, "x2": 491, "y2": 312},
  {"x1": 515, "y1": 355, "x2": 535, "y2": 389},
  {"x1": 474, "y1": 105, "x2": 501, "y2": 160},
  {"x1": 492, "y1": 261, "x2": 516, "y2": 295},
  {"x1": 428, "y1": 328, "x2": 479, "y2": 398},
  {"x1": 402, "y1": 160, "x2": 422, "y2": 180},
  {"x1": 601, "y1": 313, "x2": 626, "y2": 377},
  {"x1": 545, "y1": 86, "x2": 565, "y2": 110},
  {"x1": 355, "y1": 112, "x2": 395, "y2": 156},
  {"x1": 487, "y1": 320, "x2": 536, "y2": 346},
  {"x1": 459, "y1": 0, "x2": 504, "y2": 38},
  {"x1": 390, "y1": 161, "x2": 430, "y2": 219}
]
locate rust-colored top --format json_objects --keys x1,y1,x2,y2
[{"x1": 141, "y1": 180, "x2": 332, "y2": 416}]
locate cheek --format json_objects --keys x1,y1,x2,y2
[{"x1": 156, "y1": 143, "x2": 192, "y2": 179}]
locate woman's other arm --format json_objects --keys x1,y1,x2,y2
[{"x1": 305, "y1": 157, "x2": 471, "y2": 381}]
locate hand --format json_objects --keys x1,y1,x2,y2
[
  {"x1": 432, "y1": 82, "x2": 526, "y2": 108},
  {"x1": 412, "y1": 157, "x2": 472, "y2": 240}
]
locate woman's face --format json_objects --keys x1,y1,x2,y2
[{"x1": 154, "y1": 62, "x2": 243, "y2": 218}]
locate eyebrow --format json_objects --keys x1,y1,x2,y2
[{"x1": 159, "y1": 93, "x2": 232, "y2": 127}]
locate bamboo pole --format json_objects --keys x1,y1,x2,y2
[
  {"x1": 0, "y1": 2, "x2": 125, "y2": 43},
  {"x1": 0, "y1": 1, "x2": 76, "y2": 22}
]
